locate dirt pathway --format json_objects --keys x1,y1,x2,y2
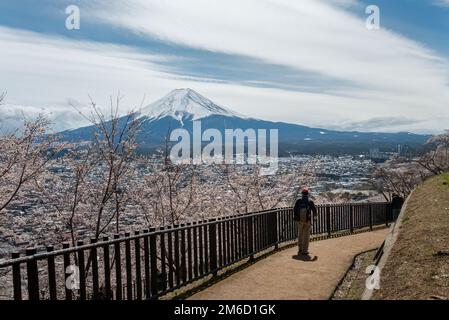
[{"x1": 189, "y1": 229, "x2": 389, "y2": 300}]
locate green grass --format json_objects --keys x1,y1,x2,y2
[
  {"x1": 373, "y1": 173, "x2": 449, "y2": 300},
  {"x1": 441, "y1": 172, "x2": 449, "y2": 186}
]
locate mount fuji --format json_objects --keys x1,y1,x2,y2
[
  {"x1": 138, "y1": 88, "x2": 243, "y2": 123},
  {"x1": 60, "y1": 88, "x2": 429, "y2": 155}
]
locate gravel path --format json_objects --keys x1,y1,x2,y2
[{"x1": 189, "y1": 229, "x2": 389, "y2": 300}]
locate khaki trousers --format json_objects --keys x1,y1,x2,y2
[{"x1": 297, "y1": 221, "x2": 311, "y2": 253}]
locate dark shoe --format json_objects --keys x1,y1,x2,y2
[{"x1": 302, "y1": 251, "x2": 309, "y2": 256}]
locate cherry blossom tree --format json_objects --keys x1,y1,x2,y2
[
  {"x1": 0, "y1": 111, "x2": 62, "y2": 214},
  {"x1": 133, "y1": 138, "x2": 200, "y2": 226},
  {"x1": 416, "y1": 130, "x2": 449, "y2": 175},
  {"x1": 1, "y1": 91, "x2": 323, "y2": 249},
  {"x1": 65, "y1": 96, "x2": 140, "y2": 240},
  {"x1": 371, "y1": 161, "x2": 426, "y2": 201}
]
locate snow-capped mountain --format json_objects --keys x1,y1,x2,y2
[
  {"x1": 60, "y1": 88, "x2": 429, "y2": 155},
  {"x1": 139, "y1": 88, "x2": 243, "y2": 123}
]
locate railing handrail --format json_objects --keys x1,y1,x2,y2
[
  {"x1": 0, "y1": 201, "x2": 393, "y2": 300},
  {"x1": 0, "y1": 202, "x2": 390, "y2": 268},
  {"x1": 0, "y1": 209, "x2": 276, "y2": 267}
]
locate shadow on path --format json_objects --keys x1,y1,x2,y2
[{"x1": 292, "y1": 254, "x2": 318, "y2": 262}]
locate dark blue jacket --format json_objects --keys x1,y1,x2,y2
[{"x1": 293, "y1": 197, "x2": 317, "y2": 222}]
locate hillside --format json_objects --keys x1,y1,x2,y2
[{"x1": 373, "y1": 173, "x2": 449, "y2": 300}]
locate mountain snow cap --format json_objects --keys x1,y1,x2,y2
[{"x1": 140, "y1": 88, "x2": 243, "y2": 122}]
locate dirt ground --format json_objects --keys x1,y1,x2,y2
[
  {"x1": 189, "y1": 229, "x2": 388, "y2": 300},
  {"x1": 373, "y1": 174, "x2": 449, "y2": 300}
]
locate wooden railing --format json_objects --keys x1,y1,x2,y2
[{"x1": 0, "y1": 202, "x2": 392, "y2": 300}]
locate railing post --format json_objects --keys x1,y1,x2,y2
[
  {"x1": 369, "y1": 203, "x2": 373, "y2": 231},
  {"x1": 26, "y1": 248, "x2": 39, "y2": 300},
  {"x1": 114, "y1": 234, "x2": 122, "y2": 300},
  {"x1": 46, "y1": 246, "x2": 57, "y2": 300},
  {"x1": 248, "y1": 215, "x2": 254, "y2": 261},
  {"x1": 124, "y1": 233, "x2": 132, "y2": 300},
  {"x1": 209, "y1": 219, "x2": 218, "y2": 276},
  {"x1": 159, "y1": 226, "x2": 168, "y2": 293},
  {"x1": 90, "y1": 238, "x2": 99, "y2": 299},
  {"x1": 77, "y1": 240, "x2": 86, "y2": 300},
  {"x1": 180, "y1": 224, "x2": 187, "y2": 283},
  {"x1": 142, "y1": 229, "x2": 150, "y2": 298},
  {"x1": 102, "y1": 236, "x2": 112, "y2": 300},
  {"x1": 192, "y1": 222, "x2": 199, "y2": 279},
  {"x1": 149, "y1": 227, "x2": 159, "y2": 298},
  {"x1": 12, "y1": 252, "x2": 22, "y2": 301},
  {"x1": 134, "y1": 231, "x2": 142, "y2": 300},
  {"x1": 62, "y1": 242, "x2": 72, "y2": 300},
  {"x1": 350, "y1": 205, "x2": 354, "y2": 233},
  {"x1": 216, "y1": 219, "x2": 222, "y2": 270},
  {"x1": 273, "y1": 210, "x2": 279, "y2": 249},
  {"x1": 385, "y1": 203, "x2": 390, "y2": 227},
  {"x1": 326, "y1": 205, "x2": 331, "y2": 237}
]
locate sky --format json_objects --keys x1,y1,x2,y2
[{"x1": 0, "y1": 0, "x2": 449, "y2": 134}]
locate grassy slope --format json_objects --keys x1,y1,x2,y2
[{"x1": 374, "y1": 173, "x2": 449, "y2": 300}]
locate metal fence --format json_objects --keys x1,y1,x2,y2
[{"x1": 0, "y1": 202, "x2": 392, "y2": 300}]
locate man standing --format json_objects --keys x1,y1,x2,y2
[{"x1": 293, "y1": 187, "x2": 317, "y2": 256}]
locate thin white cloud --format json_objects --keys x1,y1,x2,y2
[
  {"x1": 0, "y1": 0, "x2": 449, "y2": 134},
  {"x1": 0, "y1": 26, "x2": 187, "y2": 131},
  {"x1": 89, "y1": 0, "x2": 449, "y2": 90},
  {"x1": 433, "y1": 0, "x2": 449, "y2": 7},
  {"x1": 325, "y1": 0, "x2": 360, "y2": 7},
  {"x1": 82, "y1": 0, "x2": 449, "y2": 132}
]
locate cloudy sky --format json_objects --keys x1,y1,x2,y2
[{"x1": 0, "y1": 0, "x2": 449, "y2": 133}]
